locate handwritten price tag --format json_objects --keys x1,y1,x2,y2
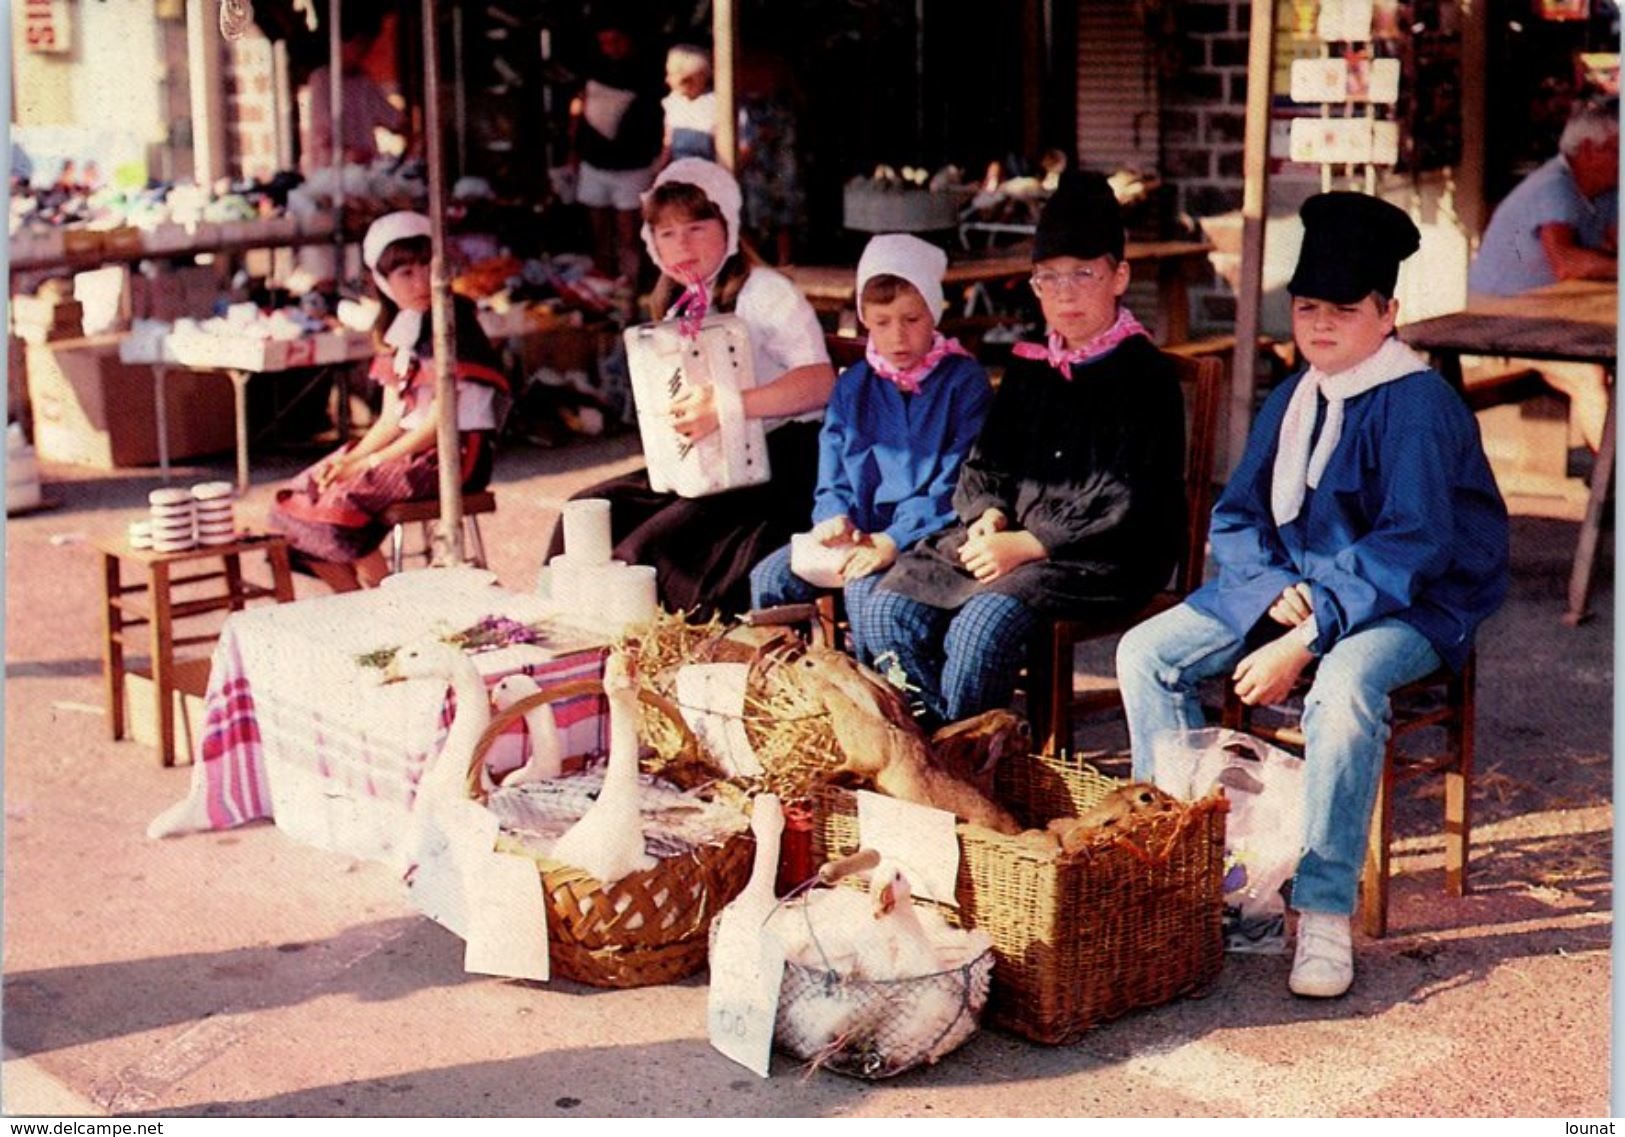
[{"x1": 706, "y1": 909, "x2": 785, "y2": 1078}]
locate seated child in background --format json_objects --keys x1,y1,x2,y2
[
  {"x1": 659, "y1": 45, "x2": 717, "y2": 166},
  {"x1": 749, "y1": 234, "x2": 993, "y2": 664},
  {"x1": 859, "y1": 172, "x2": 1187, "y2": 728},
  {"x1": 1116, "y1": 193, "x2": 1510, "y2": 1001}
]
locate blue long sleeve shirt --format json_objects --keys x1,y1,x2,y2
[
  {"x1": 1187, "y1": 362, "x2": 1510, "y2": 671},
  {"x1": 811, "y1": 354, "x2": 993, "y2": 553}
]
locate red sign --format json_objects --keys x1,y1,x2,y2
[{"x1": 24, "y1": 0, "x2": 72, "y2": 53}]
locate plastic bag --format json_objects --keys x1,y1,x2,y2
[{"x1": 1153, "y1": 727, "x2": 1306, "y2": 954}]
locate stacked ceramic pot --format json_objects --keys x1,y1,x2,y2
[
  {"x1": 191, "y1": 481, "x2": 236, "y2": 546},
  {"x1": 147, "y1": 488, "x2": 198, "y2": 553}
]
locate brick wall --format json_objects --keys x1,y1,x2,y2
[
  {"x1": 225, "y1": 31, "x2": 279, "y2": 182},
  {"x1": 1154, "y1": 0, "x2": 1254, "y2": 331}
]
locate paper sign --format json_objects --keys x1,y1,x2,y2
[
  {"x1": 462, "y1": 847, "x2": 550, "y2": 981},
  {"x1": 1317, "y1": 0, "x2": 1374, "y2": 41},
  {"x1": 706, "y1": 909, "x2": 786, "y2": 1078},
  {"x1": 676, "y1": 663, "x2": 762, "y2": 776},
  {"x1": 1289, "y1": 117, "x2": 1400, "y2": 165},
  {"x1": 405, "y1": 798, "x2": 551, "y2": 981},
  {"x1": 1290, "y1": 58, "x2": 1400, "y2": 104},
  {"x1": 855, "y1": 790, "x2": 960, "y2": 907}
]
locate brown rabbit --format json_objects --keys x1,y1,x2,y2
[{"x1": 1046, "y1": 782, "x2": 1179, "y2": 854}]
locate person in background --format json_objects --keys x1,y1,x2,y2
[
  {"x1": 749, "y1": 234, "x2": 993, "y2": 663},
  {"x1": 568, "y1": 15, "x2": 663, "y2": 287},
  {"x1": 1468, "y1": 95, "x2": 1618, "y2": 452},
  {"x1": 301, "y1": 15, "x2": 406, "y2": 172},
  {"x1": 1117, "y1": 193, "x2": 1510, "y2": 1000},
  {"x1": 860, "y1": 172, "x2": 1186, "y2": 728},
  {"x1": 658, "y1": 44, "x2": 717, "y2": 166},
  {"x1": 736, "y1": 50, "x2": 804, "y2": 265},
  {"x1": 545, "y1": 159, "x2": 835, "y2": 618},
  {"x1": 268, "y1": 212, "x2": 508, "y2": 593}
]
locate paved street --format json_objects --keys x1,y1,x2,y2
[{"x1": 1, "y1": 431, "x2": 1612, "y2": 1118}]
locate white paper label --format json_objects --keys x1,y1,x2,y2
[
  {"x1": 706, "y1": 909, "x2": 786, "y2": 1078},
  {"x1": 855, "y1": 790, "x2": 960, "y2": 907},
  {"x1": 1290, "y1": 57, "x2": 1400, "y2": 105},
  {"x1": 1317, "y1": 0, "x2": 1374, "y2": 41},
  {"x1": 676, "y1": 663, "x2": 762, "y2": 776}
]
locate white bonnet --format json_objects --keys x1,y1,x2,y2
[
  {"x1": 855, "y1": 233, "x2": 947, "y2": 326},
  {"x1": 639, "y1": 158, "x2": 742, "y2": 273},
  {"x1": 363, "y1": 211, "x2": 432, "y2": 302}
]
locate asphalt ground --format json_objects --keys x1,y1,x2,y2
[{"x1": 0, "y1": 427, "x2": 1612, "y2": 1118}]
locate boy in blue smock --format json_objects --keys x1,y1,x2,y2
[
  {"x1": 1116, "y1": 193, "x2": 1510, "y2": 999},
  {"x1": 750, "y1": 234, "x2": 992, "y2": 663}
]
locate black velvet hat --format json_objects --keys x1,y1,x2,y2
[
  {"x1": 1033, "y1": 171, "x2": 1126, "y2": 263},
  {"x1": 1287, "y1": 192, "x2": 1421, "y2": 303}
]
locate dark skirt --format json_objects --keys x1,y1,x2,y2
[
  {"x1": 545, "y1": 420, "x2": 821, "y2": 619},
  {"x1": 269, "y1": 431, "x2": 492, "y2": 564}
]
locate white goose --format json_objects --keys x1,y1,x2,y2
[
  {"x1": 384, "y1": 636, "x2": 492, "y2": 818},
  {"x1": 716, "y1": 793, "x2": 785, "y2": 939},
  {"x1": 851, "y1": 861, "x2": 947, "y2": 982},
  {"x1": 483, "y1": 673, "x2": 564, "y2": 792},
  {"x1": 548, "y1": 648, "x2": 656, "y2": 886}
]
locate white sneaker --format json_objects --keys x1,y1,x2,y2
[{"x1": 1289, "y1": 911, "x2": 1354, "y2": 998}]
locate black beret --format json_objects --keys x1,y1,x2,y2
[
  {"x1": 1287, "y1": 192, "x2": 1422, "y2": 304},
  {"x1": 1033, "y1": 171, "x2": 1126, "y2": 264}
]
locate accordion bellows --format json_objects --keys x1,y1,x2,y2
[{"x1": 624, "y1": 315, "x2": 771, "y2": 498}]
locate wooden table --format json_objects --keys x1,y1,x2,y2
[
  {"x1": 96, "y1": 531, "x2": 295, "y2": 766},
  {"x1": 782, "y1": 239, "x2": 1213, "y2": 345},
  {"x1": 1401, "y1": 280, "x2": 1618, "y2": 625}
]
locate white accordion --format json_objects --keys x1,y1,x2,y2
[{"x1": 623, "y1": 314, "x2": 771, "y2": 498}]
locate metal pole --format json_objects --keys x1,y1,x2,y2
[
  {"x1": 713, "y1": 0, "x2": 738, "y2": 170},
  {"x1": 423, "y1": 0, "x2": 465, "y2": 564},
  {"x1": 1226, "y1": 0, "x2": 1278, "y2": 475},
  {"x1": 327, "y1": 0, "x2": 347, "y2": 284}
]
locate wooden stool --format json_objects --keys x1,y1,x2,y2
[
  {"x1": 1221, "y1": 652, "x2": 1477, "y2": 938},
  {"x1": 96, "y1": 531, "x2": 295, "y2": 766},
  {"x1": 380, "y1": 491, "x2": 496, "y2": 574}
]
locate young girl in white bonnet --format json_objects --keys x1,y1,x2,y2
[
  {"x1": 545, "y1": 157, "x2": 835, "y2": 617},
  {"x1": 269, "y1": 211, "x2": 508, "y2": 592}
]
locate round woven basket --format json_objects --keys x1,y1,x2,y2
[{"x1": 468, "y1": 678, "x2": 755, "y2": 989}]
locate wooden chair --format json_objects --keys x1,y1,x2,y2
[
  {"x1": 380, "y1": 490, "x2": 497, "y2": 574},
  {"x1": 1027, "y1": 353, "x2": 1226, "y2": 755},
  {"x1": 1220, "y1": 652, "x2": 1476, "y2": 939}
]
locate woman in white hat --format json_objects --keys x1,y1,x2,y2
[{"x1": 268, "y1": 211, "x2": 509, "y2": 592}]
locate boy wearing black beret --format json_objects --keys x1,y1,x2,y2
[
  {"x1": 858, "y1": 172, "x2": 1187, "y2": 727},
  {"x1": 1118, "y1": 192, "x2": 1510, "y2": 998}
]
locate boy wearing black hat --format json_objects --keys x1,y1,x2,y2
[
  {"x1": 857, "y1": 172, "x2": 1187, "y2": 727},
  {"x1": 1117, "y1": 192, "x2": 1510, "y2": 998}
]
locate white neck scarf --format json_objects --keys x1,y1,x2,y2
[
  {"x1": 1270, "y1": 336, "x2": 1430, "y2": 526},
  {"x1": 382, "y1": 308, "x2": 424, "y2": 382}
]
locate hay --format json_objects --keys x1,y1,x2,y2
[{"x1": 624, "y1": 611, "x2": 849, "y2": 800}]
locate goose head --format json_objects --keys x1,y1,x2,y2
[
  {"x1": 869, "y1": 860, "x2": 914, "y2": 919},
  {"x1": 383, "y1": 637, "x2": 471, "y2": 685}
]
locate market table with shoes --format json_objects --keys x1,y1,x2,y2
[{"x1": 146, "y1": 576, "x2": 611, "y2": 863}]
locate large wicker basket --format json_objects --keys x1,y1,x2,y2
[
  {"x1": 811, "y1": 751, "x2": 1228, "y2": 1044},
  {"x1": 468, "y1": 679, "x2": 755, "y2": 989}
]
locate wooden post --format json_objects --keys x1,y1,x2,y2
[
  {"x1": 185, "y1": 0, "x2": 229, "y2": 185},
  {"x1": 422, "y1": 0, "x2": 464, "y2": 565},
  {"x1": 1457, "y1": 0, "x2": 1488, "y2": 239},
  {"x1": 713, "y1": 0, "x2": 738, "y2": 170},
  {"x1": 1227, "y1": 0, "x2": 1278, "y2": 474}
]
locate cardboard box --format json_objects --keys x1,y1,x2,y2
[
  {"x1": 130, "y1": 264, "x2": 225, "y2": 322},
  {"x1": 123, "y1": 658, "x2": 212, "y2": 761},
  {"x1": 9, "y1": 296, "x2": 85, "y2": 344},
  {"x1": 26, "y1": 334, "x2": 238, "y2": 468}
]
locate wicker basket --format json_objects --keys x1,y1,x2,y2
[
  {"x1": 468, "y1": 679, "x2": 755, "y2": 989},
  {"x1": 811, "y1": 752, "x2": 1228, "y2": 1044}
]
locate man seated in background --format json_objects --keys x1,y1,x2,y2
[{"x1": 1468, "y1": 95, "x2": 1618, "y2": 455}]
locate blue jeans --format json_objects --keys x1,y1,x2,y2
[
  {"x1": 748, "y1": 545, "x2": 883, "y2": 664},
  {"x1": 857, "y1": 587, "x2": 1040, "y2": 726},
  {"x1": 1116, "y1": 602, "x2": 1442, "y2": 915}
]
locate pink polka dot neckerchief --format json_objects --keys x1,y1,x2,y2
[
  {"x1": 1011, "y1": 308, "x2": 1149, "y2": 379},
  {"x1": 865, "y1": 332, "x2": 972, "y2": 394}
]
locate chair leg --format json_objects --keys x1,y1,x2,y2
[
  {"x1": 466, "y1": 515, "x2": 488, "y2": 569},
  {"x1": 1445, "y1": 664, "x2": 1474, "y2": 896},
  {"x1": 389, "y1": 523, "x2": 407, "y2": 575},
  {"x1": 1044, "y1": 626, "x2": 1074, "y2": 757},
  {"x1": 1359, "y1": 745, "x2": 1397, "y2": 938}
]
